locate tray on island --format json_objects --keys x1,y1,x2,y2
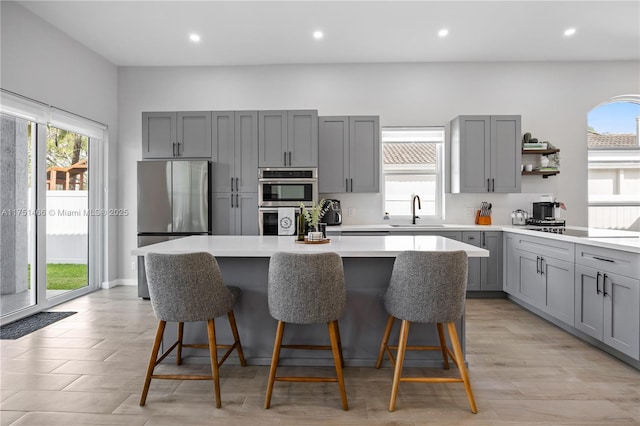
[{"x1": 295, "y1": 237, "x2": 331, "y2": 245}]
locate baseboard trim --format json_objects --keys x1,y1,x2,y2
[{"x1": 101, "y1": 278, "x2": 136, "y2": 289}]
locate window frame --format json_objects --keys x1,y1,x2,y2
[{"x1": 381, "y1": 126, "x2": 445, "y2": 223}]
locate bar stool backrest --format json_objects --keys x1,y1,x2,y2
[
  {"x1": 384, "y1": 250, "x2": 468, "y2": 323},
  {"x1": 145, "y1": 252, "x2": 235, "y2": 322},
  {"x1": 268, "y1": 252, "x2": 346, "y2": 324}
]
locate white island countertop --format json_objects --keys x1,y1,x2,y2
[{"x1": 131, "y1": 235, "x2": 490, "y2": 258}]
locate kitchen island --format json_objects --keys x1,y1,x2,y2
[{"x1": 132, "y1": 235, "x2": 489, "y2": 367}]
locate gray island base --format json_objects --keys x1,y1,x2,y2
[{"x1": 133, "y1": 235, "x2": 489, "y2": 367}]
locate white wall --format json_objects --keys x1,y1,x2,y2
[
  {"x1": 118, "y1": 61, "x2": 639, "y2": 279},
  {"x1": 0, "y1": 1, "x2": 119, "y2": 283}
]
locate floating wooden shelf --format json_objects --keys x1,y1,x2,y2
[
  {"x1": 522, "y1": 148, "x2": 560, "y2": 155},
  {"x1": 522, "y1": 170, "x2": 560, "y2": 178}
]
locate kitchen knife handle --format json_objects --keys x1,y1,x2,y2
[
  {"x1": 596, "y1": 271, "x2": 602, "y2": 294},
  {"x1": 602, "y1": 273, "x2": 608, "y2": 296}
]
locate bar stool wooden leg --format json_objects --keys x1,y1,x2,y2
[
  {"x1": 207, "y1": 319, "x2": 222, "y2": 409},
  {"x1": 436, "y1": 322, "x2": 450, "y2": 370},
  {"x1": 227, "y1": 310, "x2": 247, "y2": 367},
  {"x1": 376, "y1": 315, "x2": 395, "y2": 368},
  {"x1": 334, "y1": 320, "x2": 345, "y2": 369},
  {"x1": 265, "y1": 320, "x2": 285, "y2": 409},
  {"x1": 176, "y1": 322, "x2": 184, "y2": 365},
  {"x1": 447, "y1": 321, "x2": 477, "y2": 414},
  {"x1": 328, "y1": 320, "x2": 349, "y2": 411},
  {"x1": 389, "y1": 319, "x2": 410, "y2": 412},
  {"x1": 140, "y1": 320, "x2": 165, "y2": 406}
]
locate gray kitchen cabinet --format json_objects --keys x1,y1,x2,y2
[
  {"x1": 517, "y1": 249, "x2": 575, "y2": 326},
  {"x1": 258, "y1": 110, "x2": 318, "y2": 167},
  {"x1": 212, "y1": 111, "x2": 258, "y2": 193},
  {"x1": 503, "y1": 233, "x2": 520, "y2": 295},
  {"x1": 318, "y1": 116, "x2": 379, "y2": 193},
  {"x1": 574, "y1": 245, "x2": 639, "y2": 359},
  {"x1": 212, "y1": 192, "x2": 258, "y2": 236},
  {"x1": 450, "y1": 115, "x2": 521, "y2": 193},
  {"x1": 507, "y1": 233, "x2": 575, "y2": 326},
  {"x1": 142, "y1": 111, "x2": 212, "y2": 159},
  {"x1": 463, "y1": 231, "x2": 503, "y2": 291}
]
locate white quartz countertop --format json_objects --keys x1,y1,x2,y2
[
  {"x1": 131, "y1": 235, "x2": 490, "y2": 258},
  {"x1": 329, "y1": 224, "x2": 640, "y2": 253}
]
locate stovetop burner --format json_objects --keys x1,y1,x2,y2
[{"x1": 526, "y1": 218, "x2": 566, "y2": 227}]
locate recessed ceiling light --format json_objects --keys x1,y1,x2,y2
[
  {"x1": 313, "y1": 31, "x2": 324, "y2": 40},
  {"x1": 564, "y1": 28, "x2": 576, "y2": 36},
  {"x1": 189, "y1": 33, "x2": 201, "y2": 43},
  {"x1": 438, "y1": 29, "x2": 449, "y2": 38}
]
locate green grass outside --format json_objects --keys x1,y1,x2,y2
[{"x1": 28, "y1": 264, "x2": 88, "y2": 290}]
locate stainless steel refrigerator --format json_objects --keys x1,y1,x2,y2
[{"x1": 137, "y1": 160, "x2": 211, "y2": 298}]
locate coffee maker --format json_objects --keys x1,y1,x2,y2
[
  {"x1": 321, "y1": 199, "x2": 342, "y2": 225},
  {"x1": 532, "y1": 202, "x2": 558, "y2": 220}
]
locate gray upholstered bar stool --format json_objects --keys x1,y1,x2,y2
[
  {"x1": 140, "y1": 252, "x2": 246, "y2": 408},
  {"x1": 264, "y1": 252, "x2": 348, "y2": 411},
  {"x1": 375, "y1": 250, "x2": 477, "y2": 413}
]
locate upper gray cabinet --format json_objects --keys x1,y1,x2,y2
[
  {"x1": 211, "y1": 111, "x2": 258, "y2": 193},
  {"x1": 450, "y1": 115, "x2": 521, "y2": 193},
  {"x1": 318, "y1": 116, "x2": 380, "y2": 193},
  {"x1": 258, "y1": 110, "x2": 318, "y2": 167},
  {"x1": 142, "y1": 111, "x2": 212, "y2": 159}
]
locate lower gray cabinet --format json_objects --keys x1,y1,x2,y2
[
  {"x1": 516, "y1": 246, "x2": 574, "y2": 326},
  {"x1": 575, "y1": 264, "x2": 639, "y2": 359},
  {"x1": 463, "y1": 231, "x2": 502, "y2": 291},
  {"x1": 212, "y1": 192, "x2": 258, "y2": 235},
  {"x1": 503, "y1": 233, "x2": 520, "y2": 295}
]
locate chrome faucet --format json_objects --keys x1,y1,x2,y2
[{"x1": 411, "y1": 194, "x2": 421, "y2": 224}]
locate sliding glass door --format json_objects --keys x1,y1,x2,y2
[
  {"x1": 0, "y1": 114, "x2": 37, "y2": 315},
  {"x1": 1, "y1": 110, "x2": 100, "y2": 323}
]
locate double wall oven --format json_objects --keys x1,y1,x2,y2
[{"x1": 258, "y1": 167, "x2": 318, "y2": 235}]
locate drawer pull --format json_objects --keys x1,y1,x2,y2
[{"x1": 592, "y1": 256, "x2": 614, "y2": 263}]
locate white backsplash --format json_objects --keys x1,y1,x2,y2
[{"x1": 322, "y1": 192, "x2": 562, "y2": 226}]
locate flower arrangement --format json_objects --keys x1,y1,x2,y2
[{"x1": 299, "y1": 199, "x2": 330, "y2": 230}]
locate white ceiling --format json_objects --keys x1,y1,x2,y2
[{"x1": 17, "y1": 0, "x2": 640, "y2": 67}]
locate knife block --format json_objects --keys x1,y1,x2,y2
[{"x1": 475, "y1": 210, "x2": 492, "y2": 225}]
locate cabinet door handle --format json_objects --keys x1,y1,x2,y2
[
  {"x1": 345, "y1": 178, "x2": 349, "y2": 192},
  {"x1": 288, "y1": 151, "x2": 292, "y2": 166},
  {"x1": 487, "y1": 178, "x2": 490, "y2": 192},
  {"x1": 596, "y1": 271, "x2": 602, "y2": 295},
  {"x1": 231, "y1": 177, "x2": 234, "y2": 192},
  {"x1": 491, "y1": 178, "x2": 495, "y2": 192},
  {"x1": 540, "y1": 257, "x2": 545, "y2": 275},
  {"x1": 172, "y1": 142, "x2": 176, "y2": 157},
  {"x1": 481, "y1": 232, "x2": 485, "y2": 246},
  {"x1": 284, "y1": 152, "x2": 287, "y2": 166},
  {"x1": 593, "y1": 256, "x2": 615, "y2": 263},
  {"x1": 235, "y1": 177, "x2": 239, "y2": 192},
  {"x1": 350, "y1": 178, "x2": 353, "y2": 192},
  {"x1": 175, "y1": 142, "x2": 180, "y2": 156},
  {"x1": 230, "y1": 195, "x2": 234, "y2": 208},
  {"x1": 536, "y1": 256, "x2": 540, "y2": 274},
  {"x1": 602, "y1": 273, "x2": 608, "y2": 296},
  {"x1": 235, "y1": 194, "x2": 239, "y2": 208}
]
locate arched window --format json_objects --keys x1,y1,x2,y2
[{"x1": 587, "y1": 95, "x2": 640, "y2": 231}]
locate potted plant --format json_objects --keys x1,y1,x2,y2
[{"x1": 299, "y1": 199, "x2": 330, "y2": 232}]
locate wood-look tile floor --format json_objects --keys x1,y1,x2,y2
[{"x1": 1, "y1": 286, "x2": 639, "y2": 425}]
